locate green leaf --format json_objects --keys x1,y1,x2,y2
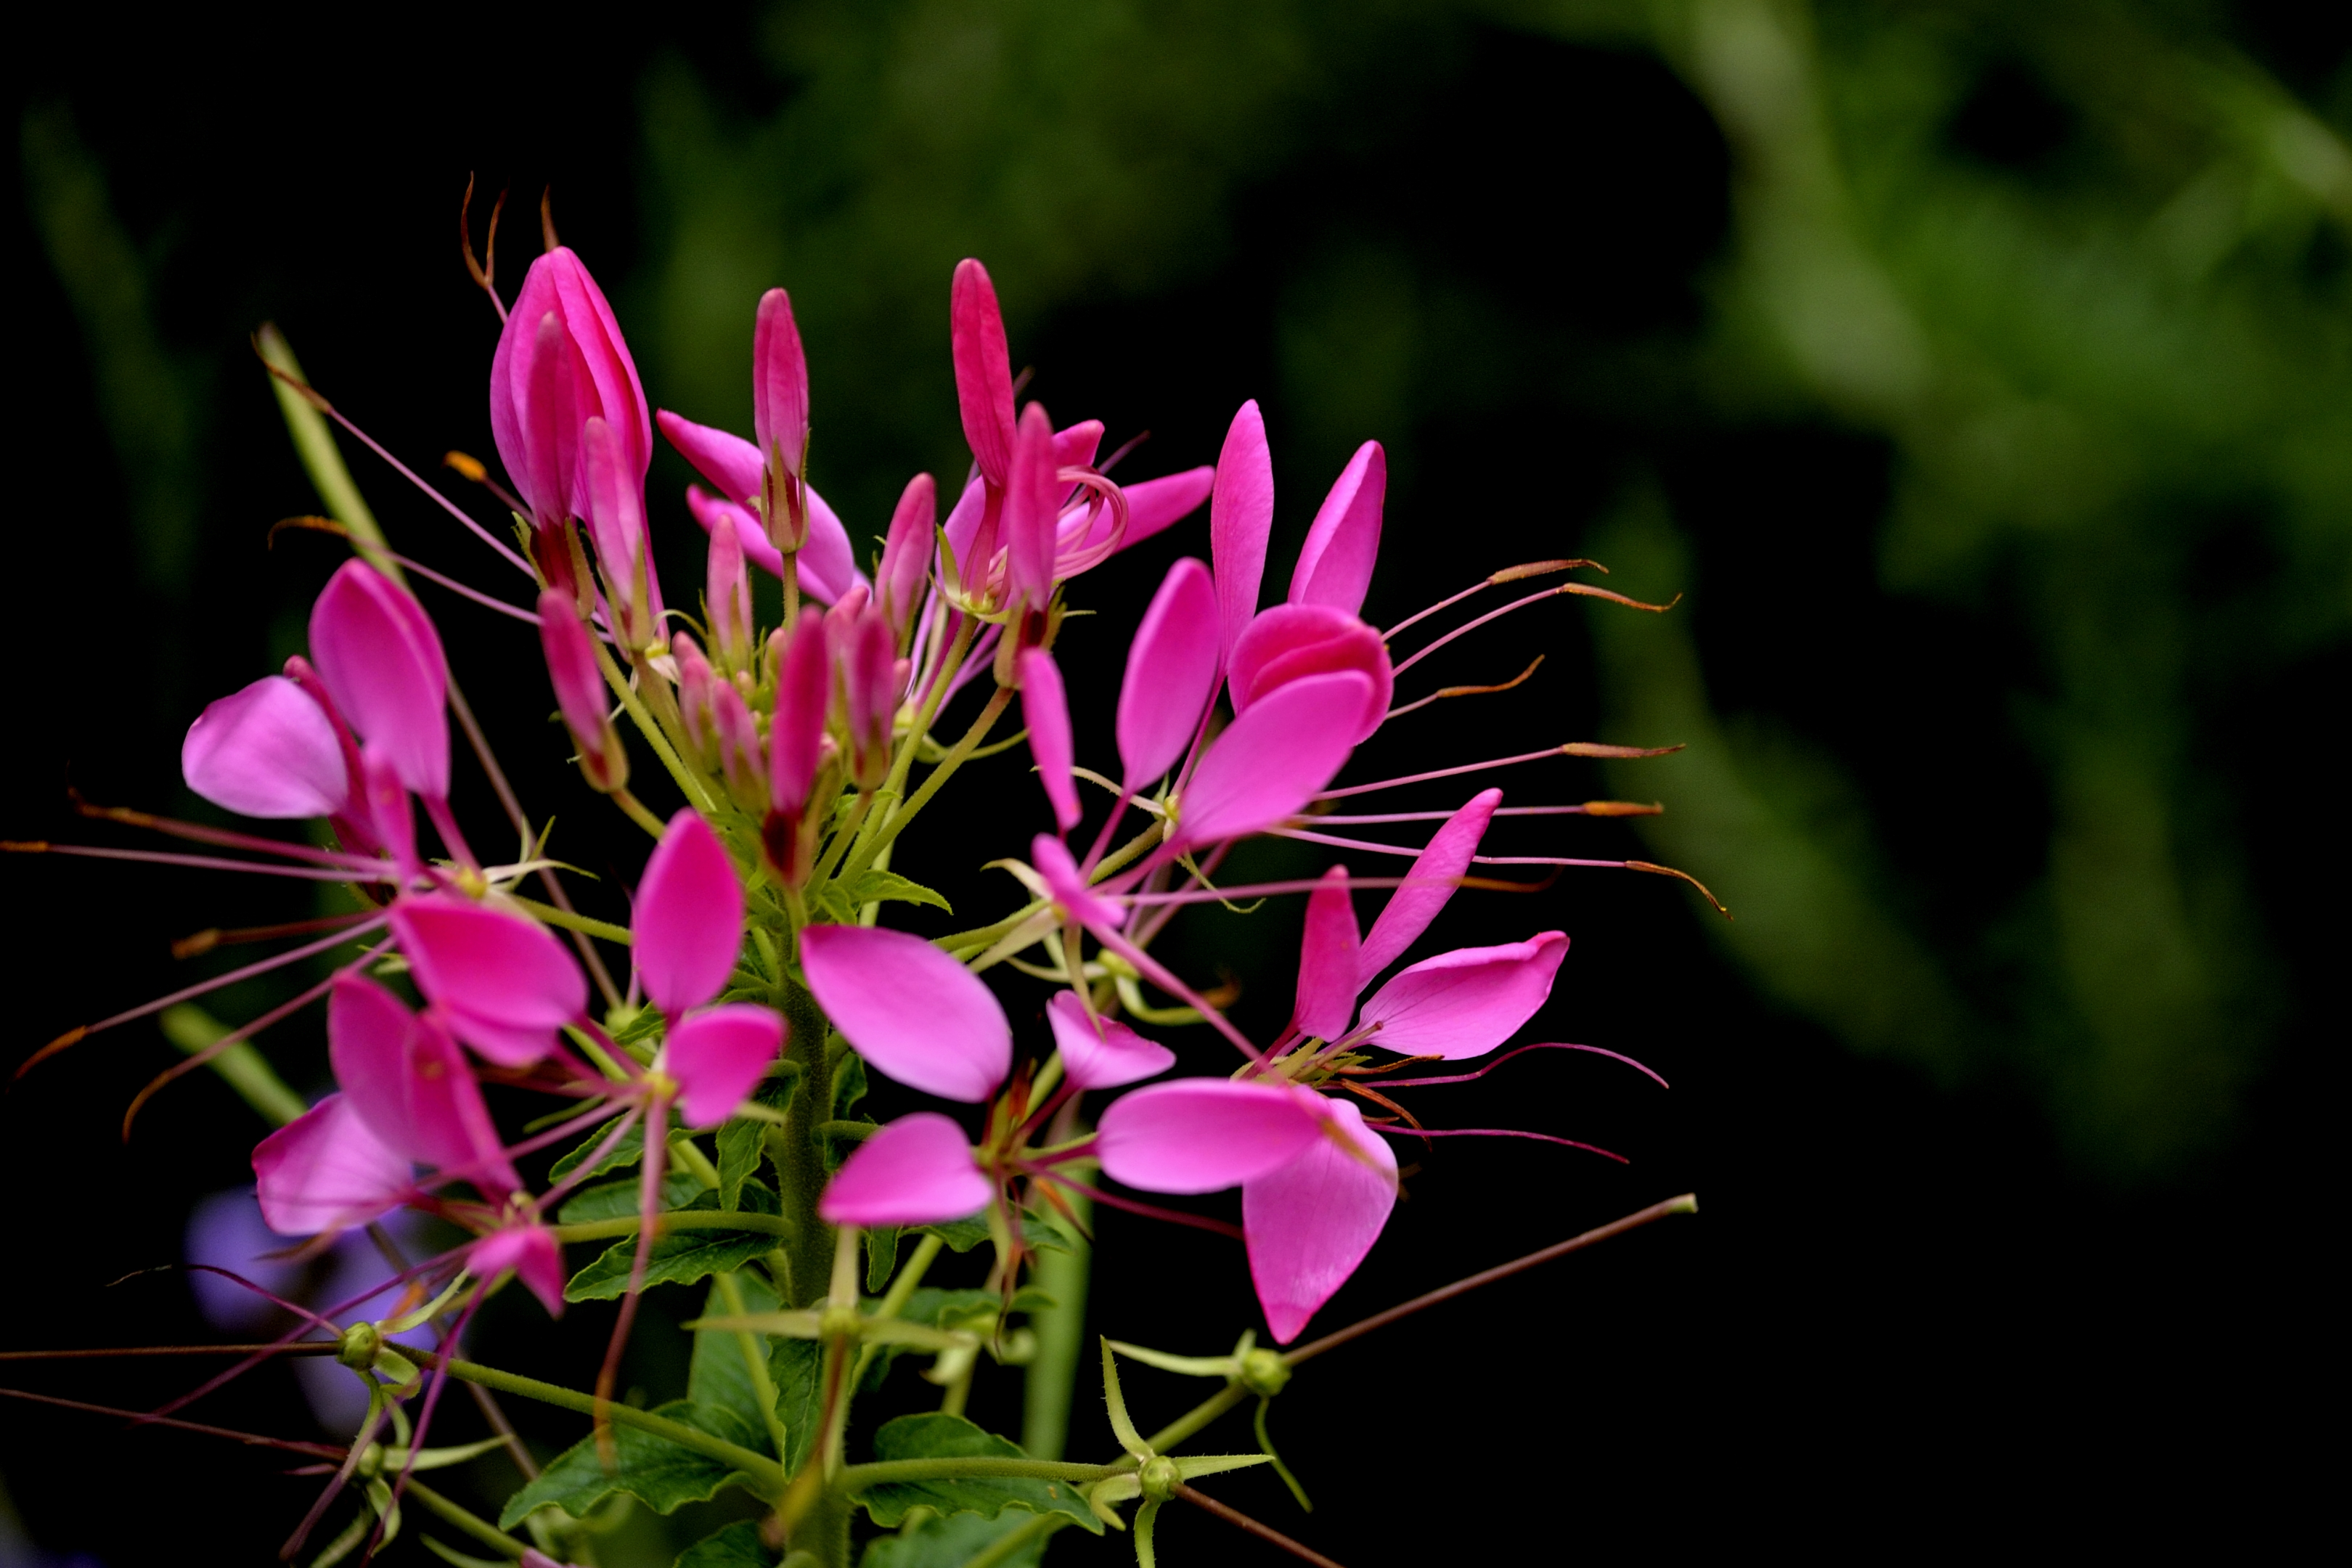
[
  {"x1": 832, "y1": 1053, "x2": 870, "y2": 1119},
  {"x1": 854, "y1": 1414, "x2": 1101, "y2": 1534},
  {"x1": 677, "y1": 1519, "x2": 773, "y2": 1567},
  {"x1": 719, "y1": 1074, "x2": 795, "y2": 1211},
  {"x1": 558, "y1": 1172, "x2": 704, "y2": 1225},
  {"x1": 866, "y1": 1225, "x2": 902, "y2": 1294},
  {"x1": 836, "y1": 870, "x2": 952, "y2": 916},
  {"x1": 690, "y1": 1270, "x2": 783, "y2": 1444},
  {"x1": 563, "y1": 1181, "x2": 783, "y2": 1302},
  {"x1": 859, "y1": 1509, "x2": 1059, "y2": 1568},
  {"x1": 915, "y1": 1213, "x2": 1075, "y2": 1256},
  {"x1": 769, "y1": 1337, "x2": 823, "y2": 1474},
  {"x1": 499, "y1": 1400, "x2": 761, "y2": 1529},
  {"x1": 550, "y1": 1117, "x2": 645, "y2": 1183}
]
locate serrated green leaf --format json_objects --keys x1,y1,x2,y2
[
  {"x1": 914, "y1": 1213, "x2": 1074, "y2": 1257},
  {"x1": 832, "y1": 1053, "x2": 869, "y2": 1119},
  {"x1": 499, "y1": 1400, "x2": 761, "y2": 1529},
  {"x1": 835, "y1": 870, "x2": 952, "y2": 916},
  {"x1": 859, "y1": 1508, "x2": 1059, "y2": 1568},
  {"x1": 719, "y1": 1075, "x2": 795, "y2": 1211},
  {"x1": 769, "y1": 1337, "x2": 822, "y2": 1474},
  {"x1": 866, "y1": 1225, "x2": 902, "y2": 1294},
  {"x1": 677, "y1": 1519, "x2": 772, "y2": 1567},
  {"x1": 550, "y1": 1117, "x2": 645, "y2": 1183},
  {"x1": 558, "y1": 1172, "x2": 704, "y2": 1226},
  {"x1": 854, "y1": 1414, "x2": 1100, "y2": 1534},
  {"x1": 563, "y1": 1181, "x2": 783, "y2": 1302},
  {"x1": 691, "y1": 1270, "x2": 782, "y2": 1445}
]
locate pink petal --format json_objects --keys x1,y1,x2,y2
[
  {"x1": 539, "y1": 590, "x2": 621, "y2": 786},
  {"x1": 951, "y1": 259, "x2": 1017, "y2": 487},
  {"x1": 1293, "y1": 865, "x2": 1361, "y2": 1041},
  {"x1": 581, "y1": 416, "x2": 656, "y2": 637},
  {"x1": 328, "y1": 973, "x2": 507, "y2": 1187},
  {"x1": 540, "y1": 248, "x2": 651, "y2": 477},
  {"x1": 308, "y1": 560, "x2": 449, "y2": 800},
  {"x1": 518, "y1": 309, "x2": 590, "y2": 522},
  {"x1": 1244, "y1": 1097, "x2": 1395, "y2": 1344},
  {"x1": 357, "y1": 747, "x2": 417, "y2": 880},
  {"x1": 471, "y1": 1223, "x2": 566, "y2": 1316},
  {"x1": 1045, "y1": 992, "x2": 1175, "y2": 1090},
  {"x1": 706, "y1": 511, "x2": 753, "y2": 666},
  {"x1": 817, "y1": 1112, "x2": 991, "y2": 1226},
  {"x1": 753, "y1": 287, "x2": 809, "y2": 475},
  {"x1": 253, "y1": 1095, "x2": 409, "y2": 1237},
  {"x1": 1116, "y1": 558, "x2": 1221, "y2": 791},
  {"x1": 1053, "y1": 419, "x2": 1105, "y2": 472},
  {"x1": 1031, "y1": 833, "x2": 1126, "y2": 930},
  {"x1": 686, "y1": 483, "x2": 785, "y2": 579},
  {"x1": 661, "y1": 412, "x2": 764, "y2": 507},
  {"x1": 389, "y1": 895, "x2": 586, "y2": 1066},
  {"x1": 1286, "y1": 441, "x2": 1385, "y2": 616},
  {"x1": 665, "y1": 1004, "x2": 785, "y2": 1129},
  {"x1": 1004, "y1": 403, "x2": 1060, "y2": 604},
  {"x1": 799, "y1": 486, "x2": 870, "y2": 607},
  {"x1": 1018, "y1": 648, "x2": 1080, "y2": 833},
  {"x1": 634, "y1": 811, "x2": 746, "y2": 1015},
  {"x1": 1095, "y1": 1078, "x2": 1329, "y2": 1195},
  {"x1": 877, "y1": 473, "x2": 937, "y2": 641},
  {"x1": 181, "y1": 675, "x2": 349, "y2": 820},
  {"x1": 1227, "y1": 603, "x2": 1392, "y2": 743},
  {"x1": 1174, "y1": 671, "x2": 1370, "y2": 849},
  {"x1": 798, "y1": 925, "x2": 1010, "y2": 1103},
  {"x1": 1097, "y1": 467, "x2": 1214, "y2": 553},
  {"x1": 1356, "y1": 789, "x2": 1502, "y2": 984},
  {"x1": 1357, "y1": 932, "x2": 1569, "y2": 1060},
  {"x1": 769, "y1": 610, "x2": 830, "y2": 816},
  {"x1": 1209, "y1": 401, "x2": 1274, "y2": 664}
]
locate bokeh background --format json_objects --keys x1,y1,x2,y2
[{"x1": 4, "y1": 1, "x2": 2340, "y2": 1561}]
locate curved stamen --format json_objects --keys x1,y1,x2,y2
[
  {"x1": 1029, "y1": 1168, "x2": 1246, "y2": 1241},
  {"x1": 270, "y1": 518, "x2": 551, "y2": 632},
  {"x1": 67, "y1": 797, "x2": 388, "y2": 870},
  {"x1": 1384, "y1": 656, "x2": 1546, "y2": 721},
  {"x1": 1364, "y1": 1041, "x2": 1668, "y2": 1091},
  {"x1": 1363, "y1": 1123, "x2": 1627, "y2": 1163},
  {"x1": 1390, "y1": 580, "x2": 1678, "y2": 679},
  {"x1": 1308, "y1": 804, "x2": 1662, "y2": 824},
  {"x1": 1380, "y1": 559, "x2": 1605, "y2": 642},
  {"x1": 1317, "y1": 740, "x2": 1683, "y2": 801},
  {"x1": 7, "y1": 844, "x2": 396, "y2": 882}
]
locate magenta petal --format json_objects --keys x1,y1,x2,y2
[
  {"x1": 666, "y1": 1005, "x2": 785, "y2": 1129},
  {"x1": 471, "y1": 1224, "x2": 566, "y2": 1316},
  {"x1": 389, "y1": 895, "x2": 586, "y2": 1067},
  {"x1": 181, "y1": 675, "x2": 350, "y2": 820},
  {"x1": 540, "y1": 248, "x2": 651, "y2": 475},
  {"x1": 818, "y1": 1112, "x2": 991, "y2": 1225},
  {"x1": 1227, "y1": 603, "x2": 1392, "y2": 743},
  {"x1": 1357, "y1": 788, "x2": 1502, "y2": 984},
  {"x1": 1293, "y1": 865, "x2": 1362, "y2": 1041},
  {"x1": 519, "y1": 309, "x2": 591, "y2": 522},
  {"x1": 951, "y1": 259, "x2": 1018, "y2": 486},
  {"x1": 1357, "y1": 932, "x2": 1569, "y2": 1060},
  {"x1": 1018, "y1": 648, "x2": 1081, "y2": 833},
  {"x1": 1116, "y1": 557, "x2": 1221, "y2": 791},
  {"x1": 253, "y1": 1095, "x2": 409, "y2": 1237},
  {"x1": 878, "y1": 473, "x2": 937, "y2": 640},
  {"x1": 309, "y1": 560, "x2": 449, "y2": 799},
  {"x1": 634, "y1": 811, "x2": 746, "y2": 1015},
  {"x1": 1286, "y1": 441, "x2": 1386, "y2": 616},
  {"x1": 799, "y1": 926, "x2": 1011, "y2": 1103},
  {"x1": 1244, "y1": 1096, "x2": 1396, "y2": 1344},
  {"x1": 798, "y1": 486, "x2": 870, "y2": 606},
  {"x1": 687, "y1": 484, "x2": 789, "y2": 581},
  {"x1": 582, "y1": 416, "x2": 655, "y2": 633},
  {"x1": 1004, "y1": 403, "x2": 1061, "y2": 603},
  {"x1": 1045, "y1": 992, "x2": 1175, "y2": 1090},
  {"x1": 1209, "y1": 401, "x2": 1274, "y2": 663},
  {"x1": 659, "y1": 411, "x2": 765, "y2": 507},
  {"x1": 1095, "y1": 1079, "x2": 1328, "y2": 1195},
  {"x1": 1175, "y1": 671, "x2": 1370, "y2": 848},
  {"x1": 1031, "y1": 834, "x2": 1125, "y2": 930},
  {"x1": 769, "y1": 611, "x2": 830, "y2": 815},
  {"x1": 1109, "y1": 467, "x2": 1216, "y2": 552},
  {"x1": 754, "y1": 288, "x2": 809, "y2": 474}
]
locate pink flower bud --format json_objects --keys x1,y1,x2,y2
[
  {"x1": 1003, "y1": 403, "x2": 1061, "y2": 612},
  {"x1": 538, "y1": 590, "x2": 626, "y2": 793},
  {"x1": 754, "y1": 288, "x2": 811, "y2": 554},
  {"x1": 711, "y1": 679, "x2": 768, "y2": 815},
  {"x1": 761, "y1": 613, "x2": 830, "y2": 885},
  {"x1": 877, "y1": 473, "x2": 936, "y2": 648},
  {"x1": 581, "y1": 416, "x2": 661, "y2": 651},
  {"x1": 950, "y1": 259, "x2": 1016, "y2": 488},
  {"x1": 842, "y1": 608, "x2": 898, "y2": 791},
  {"x1": 672, "y1": 632, "x2": 722, "y2": 770},
  {"x1": 489, "y1": 248, "x2": 649, "y2": 526},
  {"x1": 705, "y1": 507, "x2": 753, "y2": 671}
]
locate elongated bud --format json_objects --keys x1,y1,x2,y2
[
  {"x1": 539, "y1": 589, "x2": 626, "y2": 792},
  {"x1": 711, "y1": 681, "x2": 767, "y2": 814},
  {"x1": 842, "y1": 610, "x2": 897, "y2": 791},
  {"x1": 706, "y1": 513, "x2": 753, "y2": 671},
  {"x1": 763, "y1": 613, "x2": 831, "y2": 885},
  {"x1": 950, "y1": 259, "x2": 1016, "y2": 487},
  {"x1": 878, "y1": 473, "x2": 936, "y2": 649},
  {"x1": 756, "y1": 288, "x2": 812, "y2": 555},
  {"x1": 672, "y1": 632, "x2": 722, "y2": 770},
  {"x1": 582, "y1": 416, "x2": 660, "y2": 651},
  {"x1": 1003, "y1": 402, "x2": 1060, "y2": 612}
]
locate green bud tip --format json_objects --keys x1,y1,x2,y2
[
  {"x1": 1139, "y1": 1455, "x2": 1181, "y2": 1503},
  {"x1": 1241, "y1": 1347, "x2": 1291, "y2": 1397},
  {"x1": 336, "y1": 1321, "x2": 383, "y2": 1371}
]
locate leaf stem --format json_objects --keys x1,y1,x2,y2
[
  {"x1": 844, "y1": 685, "x2": 1012, "y2": 883},
  {"x1": 404, "y1": 1479, "x2": 526, "y2": 1559},
  {"x1": 507, "y1": 897, "x2": 633, "y2": 946}
]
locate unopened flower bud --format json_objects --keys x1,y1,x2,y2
[
  {"x1": 706, "y1": 513, "x2": 753, "y2": 671},
  {"x1": 673, "y1": 633, "x2": 722, "y2": 770},
  {"x1": 583, "y1": 417, "x2": 662, "y2": 652},
  {"x1": 336, "y1": 1319, "x2": 383, "y2": 1370},
  {"x1": 1240, "y1": 1347, "x2": 1291, "y2": 1398},
  {"x1": 754, "y1": 287, "x2": 812, "y2": 556},
  {"x1": 877, "y1": 473, "x2": 936, "y2": 650},
  {"x1": 1139, "y1": 1455, "x2": 1181, "y2": 1503},
  {"x1": 538, "y1": 590, "x2": 627, "y2": 793},
  {"x1": 711, "y1": 682, "x2": 767, "y2": 815},
  {"x1": 761, "y1": 613, "x2": 832, "y2": 886}
]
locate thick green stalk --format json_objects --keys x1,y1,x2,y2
[
  {"x1": 1141, "y1": 1384, "x2": 1251, "y2": 1456},
  {"x1": 254, "y1": 324, "x2": 399, "y2": 584},
  {"x1": 404, "y1": 1480, "x2": 526, "y2": 1559},
  {"x1": 158, "y1": 1005, "x2": 304, "y2": 1127},
  {"x1": 590, "y1": 635, "x2": 718, "y2": 814},
  {"x1": 507, "y1": 897, "x2": 632, "y2": 945},
  {"x1": 1021, "y1": 1185, "x2": 1091, "y2": 1461},
  {"x1": 771, "y1": 978, "x2": 837, "y2": 1306}
]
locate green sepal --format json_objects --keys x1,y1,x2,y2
[
  {"x1": 852, "y1": 1413, "x2": 1101, "y2": 1535},
  {"x1": 563, "y1": 1180, "x2": 783, "y2": 1302},
  {"x1": 558, "y1": 1172, "x2": 703, "y2": 1225},
  {"x1": 859, "y1": 1508, "x2": 1061, "y2": 1568},
  {"x1": 498, "y1": 1400, "x2": 763, "y2": 1529},
  {"x1": 719, "y1": 1074, "x2": 797, "y2": 1210},
  {"x1": 677, "y1": 1519, "x2": 774, "y2": 1567}
]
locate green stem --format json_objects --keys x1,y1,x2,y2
[
  {"x1": 1142, "y1": 1384, "x2": 1251, "y2": 1457},
  {"x1": 716, "y1": 1272, "x2": 793, "y2": 1462},
  {"x1": 934, "y1": 901, "x2": 1048, "y2": 955},
  {"x1": 845, "y1": 686, "x2": 1013, "y2": 881},
  {"x1": 404, "y1": 1479, "x2": 526, "y2": 1559},
  {"x1": 158, "y1": 1004, "x2": 305, "y2": 1127},
  {"x1": 611, "y1": 788, "x2": 669, "y2": 840},
  {"x1": 549, "y1": 1210, "x2": 794, "y2": 1244},
  {"x1": 1021, "y1": 1184, "x2": 1090, "y2": 1461},
  {"x1": 809, "y1": 788, "x2": 878, "y2": 887},
  {"x1": 255, "y1": 324, "x2": 400, "y2": 584},
  {"x1": 772, "y1": 979, "x2": 837, "y2": 1306},
  {"x1": 507, "y1": 897, "x2": 633, "y2": 946},
  {"x1": 964, "y1": 1511, "x2": 1068, "y2": 1568},
  {"x1": 591, "y1": 635, "x2": 717, "y2": 814},
  {"x1": 409, "y1": 1352, "x2": 784, "y2": 1493}
]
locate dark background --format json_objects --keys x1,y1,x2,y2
[{"x1": 4, "y1": 2, "x2": 2339, "y2": 1561}]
